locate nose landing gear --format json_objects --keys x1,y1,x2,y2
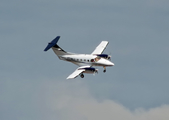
[{"x1": 103, "y1": 66, "x2": 106, "y2": 73}]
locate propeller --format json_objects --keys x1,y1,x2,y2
[
  {"x1": 93, "y1": 69, "x2": 98, "y2": 76},
  {"x1": 107, "y1": 52, "x2": 112, "y2": 61},
  {"x1": 107, "y1": 55, "x2": 111, "y2": 60}
]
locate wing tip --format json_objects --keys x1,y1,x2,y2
[{"x1": 66, "y1": 77, "x2": 74, "y2": 79}]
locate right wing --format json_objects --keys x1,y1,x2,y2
[
  {"x1": 91, "y1": 41, "x2": 109, "y2": 54},
  {"x1": 66, "y1": 66, "x2": 90, "y2": 79}
]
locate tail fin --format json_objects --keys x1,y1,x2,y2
[
  {"x1": 44, "y1": 36, "x2": 73, "y2": 56},
  {"x1": 44, "y1": 36, "x2": 60, "y2": 51}
]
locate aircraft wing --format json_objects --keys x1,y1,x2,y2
[
  {"x1": 67, "y1": 66, "x2": 90, "y2": 79},
  {"x1": 91, "y1": 41, "x2": 109, "y2": 54},
  {"x1": 67, "y1": 69, "x2": 85, "y2": 79}
]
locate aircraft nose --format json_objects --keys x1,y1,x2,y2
[
  {"x1": 97, "y1": 58, "x2": 114, "y2": 66},
  {"x1": 107, "y1": 61, "x2": 114, "y2": 66},
  {"x1": 110, "y1": 62, "x2": 114, "y2": 66}
]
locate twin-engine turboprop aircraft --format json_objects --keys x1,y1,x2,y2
[{"x1": 44, "y1": 36, "x2": 114, "y2": 79}]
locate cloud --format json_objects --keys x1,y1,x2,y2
[
  {"x1": 77, "y1": 100, "x2": 169, "y2": 120},
  {"x1": 1, "y1": 77, "x2": 169, "y2": 120},
  {"x1": 36, "y1": 80, "x2": 169, "y2": 120}
]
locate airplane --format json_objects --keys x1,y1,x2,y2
[{"x1": 44, "y1": 36, "x2": 114, "y2": 79}]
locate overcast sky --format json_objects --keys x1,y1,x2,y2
[{"x1": 1, "y1": 0, "x2": 169, "y2": 120}]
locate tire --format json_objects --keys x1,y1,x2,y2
[{"x1": 80, "y1": 74, "x2": 84, "y2": 78}]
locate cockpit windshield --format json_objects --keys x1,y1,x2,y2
[{"x1": 94, "y1": 57, "x2": 101, "y2": 62}]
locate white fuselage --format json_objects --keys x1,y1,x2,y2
[{"x1": 59, "y1": 54, "x2": 114, "y2": 67}]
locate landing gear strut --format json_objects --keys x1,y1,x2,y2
[
  {"x1": 80, "y1": 74, "x2": 84, "y2": 78},
  {"x1": 103, "y1": 66, "x2": 106, "y2": 73}
]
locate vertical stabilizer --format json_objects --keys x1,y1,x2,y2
[
  {"x1": 44, "y1": 36, "x2": 60, "y2": 51},
  {"x1": 44, "y1": 36, "x2": 73, "y2": 57}
]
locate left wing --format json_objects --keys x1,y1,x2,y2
[
  {"x1": 91, "y1": 41, "x2": 109, "y2": 54},
  {"x1": 67, "y1": 69, "x2": 84, "y2": 79},
  {"x1": 66, "y1": 66, "x2": 90, "y2": 79}
]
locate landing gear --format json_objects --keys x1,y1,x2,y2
[
  {"x1": 103, "y1": 66, "x2": 106, "y2": 73},
  {"x1": 80, "y1": 74, "x2": 84, "y2": 78}
]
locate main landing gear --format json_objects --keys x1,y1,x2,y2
[
  {"x1": 80, "y1": 73, "x2": 84, "y2": 78},
  {"x1": 103, "y1": 66, "x2": 106, "y2": 73}
]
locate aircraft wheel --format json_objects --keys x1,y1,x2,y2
[
  {"x1": 80, "y1": 74, "x2": 84, "y2": 78},
  {"x1": 103, "y1": 69, "x2": 106, "y2": 73}
]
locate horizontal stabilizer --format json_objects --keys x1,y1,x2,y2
[{"x1": 44, "y1": 36, "x2": 60, "y2": 51}]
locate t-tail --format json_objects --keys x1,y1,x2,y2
[{"x1": 44, "y1": 36, "x2": 73, "y2": 57}]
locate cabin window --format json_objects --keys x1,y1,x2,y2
[
  {"x1": 91, "y1": 59, "x2": 95, "y2": 62},
  {"x1": 84, "y1": 59, "x2": 86, "y2": 61},
  {"x1": 87, "y1": 60, "x2": 89, "y2": 62}
]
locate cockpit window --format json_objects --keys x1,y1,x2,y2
[{"x1": 95, "y1": 57, "x2": 101, "y2": 62}]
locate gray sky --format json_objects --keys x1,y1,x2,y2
[{"x1": 1, "y1": 0, "x2": 169, "y2": 120}]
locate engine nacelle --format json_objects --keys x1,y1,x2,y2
[{"x1": 82, "y1": 67, "x2": 98, "y2": 74}]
